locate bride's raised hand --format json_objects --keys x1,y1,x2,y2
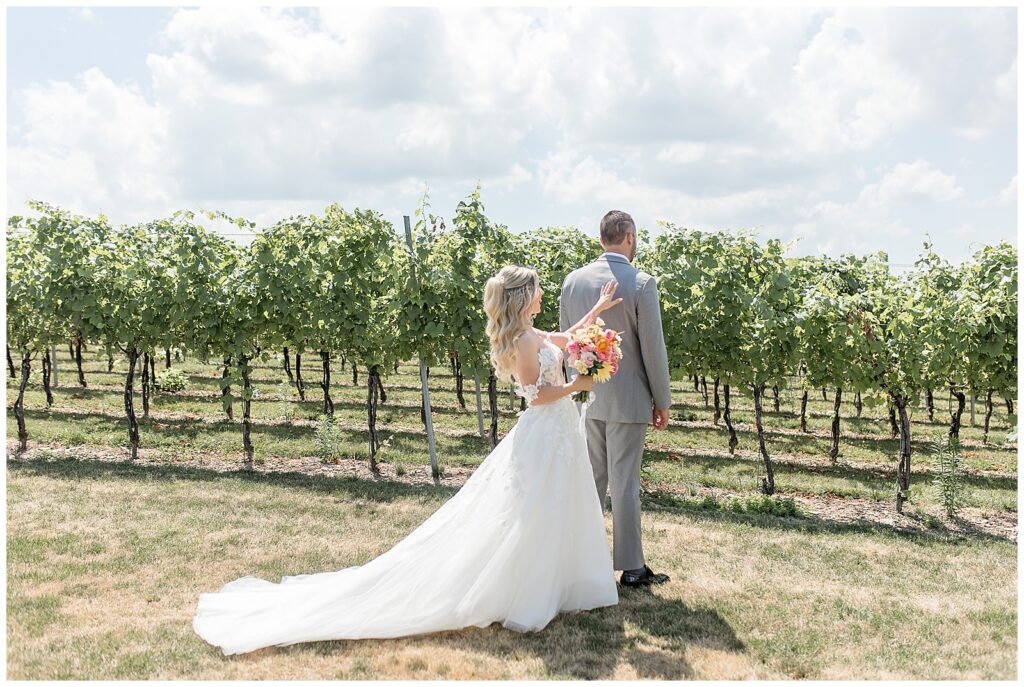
[{"x1": 595, "y1": 279, "x2": 622, "y2": 314}]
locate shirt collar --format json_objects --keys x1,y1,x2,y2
[{"x1": 601, "y1": 250, "x2": 631, "y2": 263}]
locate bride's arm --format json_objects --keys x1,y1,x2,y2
[
  {"x1": 514, "y1": 333, "x2": 592, "y2": 405},
  {"x1": 545, "y1": 279, "x2": 622, "y2": 350}
]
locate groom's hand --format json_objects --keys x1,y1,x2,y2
[{"x1": 651, "y1": 407, "x2": 669, "y2": 431}]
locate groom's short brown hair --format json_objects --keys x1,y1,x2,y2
[{"x1": 600, "y1": 210, "x2": 635, "y2": 245}]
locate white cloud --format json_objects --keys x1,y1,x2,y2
[
  {"x1": 7, "y1": 67, "x2": 174, "y2": 218},
  {"x1": 996, "y1": 175, "x2": 1017, "y2": 206},
  {"x1": 773, "y1": 13, "x2": 924, "y2": 153},
  {"x1": 958, "y1": 49, "x2": 1015, "y2": 140},
  {"x1": 822, "y1": 7, "x2": 1015, "y2": 141},
  {"x1": 537, "y1": 149, "x2": 808, "y2": 230},
  {"x1": 790, "y1": 160, "x2": 966, "y2": 256},
  {"x1": 155, "y1": 7, "x2": 350, "y2": 98},
  {"x1": 8, "y1": 148, "x2": 108, "y2": 209},
  {"x1": 5, "y1": 6, "x2": 1016, "y2": 264},
  {"x1": 139, "y1": 6, "x2": 531, "y2": 203},
  {"x1": 959, "y1": 56, "x2": 1016, "y2": 140},
  {"x1": 859, "y1": 160, "x2": 963, "y2": 205},
  {"x1": 791, "y1": 198, "x2": 915, "y2": 257},
  {"x1": 655, "y1": 142, "x2": 761, "y2": 165},
  {"x1": 394, "y1": 109, "x2": 453, "y2": 155},
  {"x1": 478, "y1": 164, "x2": 532, "y2": 193},
  {"x1": 656, "y1": 143, "x2": 707, "y2": 165},
  {"x1": 73, "y1": 8, "x2": 96, "y2": 23}
]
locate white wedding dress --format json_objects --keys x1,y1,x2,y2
[{"x1": 192, "y1": 333, "x2": 618, "y2": 655}]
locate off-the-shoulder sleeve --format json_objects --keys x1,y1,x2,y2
[{"x1": 514, "y1": 381, "x2": 539, "y2": 404}]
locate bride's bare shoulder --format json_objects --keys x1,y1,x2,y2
[{"x1": 512, "y1": 328, "x2": 542, "y2": 353}]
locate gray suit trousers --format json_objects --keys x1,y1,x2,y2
[{"x1": 585, "y1": 417, "x2": 647, "y2": 571}]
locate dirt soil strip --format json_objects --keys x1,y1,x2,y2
[{"x1": 8, "y1": 439, "x2": 1016, "y2": 543}]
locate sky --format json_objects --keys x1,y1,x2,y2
[{"x1": 5, "y1": 6, "x2": 1018, "y2": 267}]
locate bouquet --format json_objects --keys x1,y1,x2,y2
[{"x1": 566, "y1": 317, "x2": 623, "y2": 403}]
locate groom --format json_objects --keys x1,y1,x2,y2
[{"x1": 559, "y1": 210, "x2": 672, "y2": 587}]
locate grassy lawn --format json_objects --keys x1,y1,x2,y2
[
  {"x1": 7, "y1": 456, "x2": 1017, "y2": 680},
  {"x1": 5, "y1": 349, "x2": 1018, "y2": 679}
]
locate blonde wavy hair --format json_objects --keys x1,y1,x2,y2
[{"x1": 484, "y1": 265, "x2": 540, "y2": 383}]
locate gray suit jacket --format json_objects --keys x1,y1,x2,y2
[{"x1": 559, "y1": 253, "x2": 672, "y2": 423}]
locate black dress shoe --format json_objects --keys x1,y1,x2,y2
[{"x1": 619, "y1": 565, "x2": 670, "y2": 587}]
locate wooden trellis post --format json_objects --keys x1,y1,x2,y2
[{"x1": 404, "y1": 215, "x2": 438, "y2": 477}]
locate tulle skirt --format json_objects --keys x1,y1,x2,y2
[{"x1": 192, "y1": 396, "x2": 618, "y2": 655}]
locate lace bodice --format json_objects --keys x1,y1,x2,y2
[{"x1": 514, "y1": 332, "x2": 564, "y2": 405}]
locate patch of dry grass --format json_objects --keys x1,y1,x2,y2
[{"x1": 6, "y1": 454, "x2": 1016, "y2": 680}]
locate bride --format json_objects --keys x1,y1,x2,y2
[{"x1": 192, "y1": 265, "x2": 624, "y2": 655}]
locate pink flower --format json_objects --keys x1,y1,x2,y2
[{"x1": 566, "y1": 321, "x2": 624, "y2": 385}]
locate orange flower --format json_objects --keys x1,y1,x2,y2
[{"x1": 596, "y1": 338, "x2": 609, "y2": 353}]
